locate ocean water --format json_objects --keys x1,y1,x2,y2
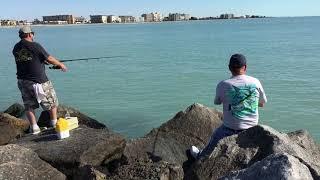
[{"x1": 1, "y1": 17, "x2": 319, "y2": 140}]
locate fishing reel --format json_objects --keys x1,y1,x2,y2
[{"x1": 45, "y1": 61, "x2": 60, "y2": 69}]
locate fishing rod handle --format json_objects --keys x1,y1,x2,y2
[{"x1": 49, "y1": 65, "x2": 61, "y2": 69}]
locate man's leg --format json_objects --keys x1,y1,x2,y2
[
  {"x1": 17, "y1": 79, "x2": 40, "y2": 134},
  {"x1": 49, "y1": 106, "x2": 58, "y2": 127},
  {"x1": 25, "y1": 108, "x2": 41, "y2": 134},
  {"x1": 25, "y1": 108, "x2": 37, "y2": 125},
  {"x1": 40, "y1": 81, "x2": 59, "y2": 127}
]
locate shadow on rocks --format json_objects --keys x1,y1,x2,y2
[{"x1": 38, "y1": 104, "x2": 106, "y2": 129}]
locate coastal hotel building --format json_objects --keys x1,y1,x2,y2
[
  {"x1": 90, "y1": 15, "x2": 136, "y2": 23},
  {"x1": 43, "y1": 15, "x2": 75, "y2": 24}
]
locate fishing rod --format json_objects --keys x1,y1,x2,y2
[{"x1": 49, "y1": 55, "x2": 126, "y2": 69}]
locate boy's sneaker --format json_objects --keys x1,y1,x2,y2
[{"x1": 190, "y1": 146, "x2": 200, "y2": 159}]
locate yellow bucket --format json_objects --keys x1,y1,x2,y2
[{"x1": 55, "y1": 118, "x2": 69, "y2": 132}]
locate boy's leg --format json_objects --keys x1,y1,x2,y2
[{"x1": 197, "y1": 125, "x2": 229, "y2": 158}]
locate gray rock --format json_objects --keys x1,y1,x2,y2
[
  {"x1": 14, "y1": 125, "x2": 126, "y2": 178},
  {"x1": 38, "y1": 105, "x2": 106, "y2": 129},
  {"x1": 287, "y1": 130, "x2": 320, "y2": 161},
  {"x1": 73, "y1": 165, "x2": 107, "y2": 180},
  {"x1": 0, "y1": 113, "x2": 29, "y2": 134},
  {"x1": 0, "y1": 144, "x2": 66, "y2": 180},
  {"x1": 3, "y1": 103, "x2": 25, "y2": 118},
  {"x1": 187, "y1": 125, "x2": 320, "y2": 180},
  {"x1": 124, "y1": 103, "x2": 222, "y2": 165},
  {"x1": 0, "y1": 123, "x2": 17, "y2": 145},
  {"x1": 220, "y1": 153, "x2": 313, "y2": 180},
  {"x1": 0, "y1": 113, "x2": 29, "y2": 144},
  {"x1": 107, "y1": 159, "x2": 184, "y2": 180}
]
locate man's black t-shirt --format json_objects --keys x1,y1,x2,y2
[{"x1": 12, "y1": 39, "x2": 49, "y2": 83}]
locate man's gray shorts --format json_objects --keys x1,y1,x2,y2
[{"x1": 18, "y1": 79, "x2": 59, "y2": 110}]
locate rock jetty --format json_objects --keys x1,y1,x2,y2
[{"x1": 0, "y1": 103, "x2": 319, "y2": 180}]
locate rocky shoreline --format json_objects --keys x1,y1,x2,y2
[{"x1": 0, "y1": 103, "x2": 319, "y2": 180}]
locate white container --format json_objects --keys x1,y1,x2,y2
[{"x1": 57, "y1": 130, "x2": 70, "y2": 139}]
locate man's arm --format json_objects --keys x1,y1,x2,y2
[
  {"x1": 214, "y1": 95, "x2": 222, "y2": 105},
  {"x1": 257, "y1": 81, "x2": 267, "y2": 107},
  {"x1": 34, "y1": 43, "x2": 68, "y2": 72},
  {"x1": 214, "y1": 83, "x2": 222, "y2": 105},
  {"x1": 47, "y1": 56, "x2": 68, "y2": 72}
]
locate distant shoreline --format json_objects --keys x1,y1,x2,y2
[
  {"x1": 1, "y1": 16, "x2": 319, "y2": 28},
  {"x1": 0, "y1": 17, "x2": 272, "y2": 28}
]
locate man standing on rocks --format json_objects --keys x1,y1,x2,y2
[
  {"x1": 191, "y1": 54, "x2": 267, "y2": 159},
  {"x1": 12, "y1": 26, "x2": 67, "y2": 134}
]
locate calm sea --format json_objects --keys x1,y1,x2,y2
[{"x1": 1, "y1": 17, "x2": 319, "y2": 140}]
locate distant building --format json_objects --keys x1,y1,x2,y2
[
  {"x1": 162, "y1": 17, "x2": 169, "y2": 21},
  {"x1": 17, "y1": 20, "x2": 32, "y2": 26},
  {"x1": 119, "y1": 16, "x2": 136, "y2": 23},
  {"x1": 0, "y1": 20, "x2": 17, "y2": 26},
  {"x1": 152, "y1": 12, "x2": 162, "y2": 22},
  {"x1": 141, "y1": 13, "x2": 153, "y2": 22},
  {"x1": 137, "y1": 17, "x2": 145, "y2": 22},
  {"x1": 107, "y1": 15, "x2": 121, "y2": 23},
  {"x1": 49, "y1": 21, "x2": 68, "y2": 25},
  {"x1": 90, "y1": 15, "x2": 108, "y2": 23},
  {"x1": 33, "y1": 19, "x2": 42, "y2": 25},
  {"x1": 183, "y1": 14, "x2": 191, "y2": 20},
  {"x1": 43, "y1": 15, "x2": 75, "y2": 24},
  {"x1": 141, "y1": 12, "x2": 162, "y2": 22},
  {"x1": 199, "y1": 16, "x2": 219, "y2": 20},
  {"x1": 75, "y1": 16, "x2": 87, "y2": 24},
  {"x1": 168, "y1": 13, "x2": 190, "y2": 21},
  {"x1": 168, "y1": 13, "x2": 179, "y2": 21},
  {"x1": 220, "y1": 14, "x2": 234, "y2": 19}
]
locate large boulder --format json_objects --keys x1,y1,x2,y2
[
  {"x1": 0, "y1": 112, "x2": 29, "y2": 133},
  {"x1": 103, "y1": 103, "x2": 222, "y2": 179},
  {"x1": 287, "y1": 130, "x2": 320, "y2": 161},
  {"x1": 14, "y1": 125, "x2": 126, "y2": 178},
  {"x1": 0, "y1": 144, "x2": 66, "y2": 180},
  {"x1": 186, "y1": 125, "x2": 320, "y2": 180},
  {"x1": 38, "y1": 105, "x2": 106, "y2": 129},
  {"x1": 0, "y1": 113, "x2": 29, "y2": 145},
  {"x1": 220, "y1": 153, "x2": 313, "y2": 180},
  {"x1": 124, "y1": 103, "x2": 222, "y2": 166},
  {"x1": 0, "y1": 122, "x2": 18, "y2": 145},
  {"x1": 3, "y1": 103, "x2": 25, "y2": 118}
]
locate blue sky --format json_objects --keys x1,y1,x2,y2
[{"x1": 1, "y1": 0, "x2": 320, "y2": 20}]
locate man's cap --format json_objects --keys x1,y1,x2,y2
[
  {"x1": 18, "y1": 26, "x2": 33, "y2": 35},
  {"x1": 229, "y1": 54, "x2": 247, "y2": 68}
]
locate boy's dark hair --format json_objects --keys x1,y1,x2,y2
[{"x1": 228, "y1": 54, "x2": 247, "y2": 74}]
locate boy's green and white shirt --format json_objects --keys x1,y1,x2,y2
[{"x1": 214, "y1": 75, "x2": 267, "y2": 130}]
